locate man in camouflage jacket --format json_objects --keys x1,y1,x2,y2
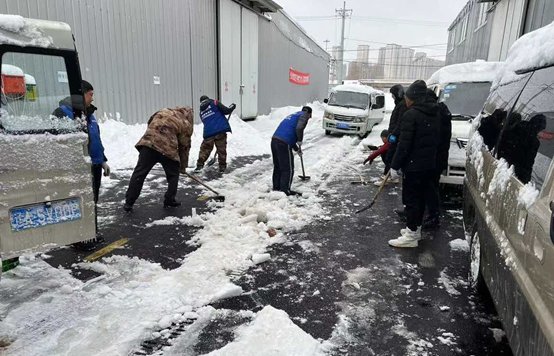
[{"x1": 124, "y1": 107, "x2": 194, "y2": 211}]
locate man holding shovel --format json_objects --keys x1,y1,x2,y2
[
  {"x1": 194, "y1": 95, "x2": 235, "y2": 174},
  {"x1": 271, "y1": 106, "x2": 312, "y2": 196}
]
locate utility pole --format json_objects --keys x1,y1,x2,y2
[
  {"x1": 323, "y1": 39, "x2": 330, "y2": 52},
  {"x1": 336, "y1": 1, "x2": 352, "y2": 84}
]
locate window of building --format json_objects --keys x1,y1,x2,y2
[
  {"x1": 448, "y1": 25, "x2": 457, "y2": 53},
  {"x1": 476, "y1": 3, "x2": 491, "y2": 30},
  {"x1": 458, "y1": 15, "x2": 469, "y2": 44}
]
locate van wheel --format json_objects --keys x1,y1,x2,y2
[
  {"x1": 359, "y1": 132, "x2": 369, "y2": 139},
  {"x1": 469, "y1": 230, "x2": 486, "y2": 292},
  {"x1": 325, "y1": 130, "x2": 331, "y2": 136}
]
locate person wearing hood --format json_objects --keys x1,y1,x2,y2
[
  {"x1": 194, "y1": 95, "x2": 235, "y2": 173},
  {"x1": 53, "y1": 80, "x2": 108, "y2": 245},
  {"x1": 374, "y1": 84, "x2": 407, "y2": 187},
  {"x1": 388, "y1": 80, "x2": 440, "y2": 248},
  {"x1": 124, "y1": 107, "x2": 194, "y2": 211},
  {"x1": 271, "y1": 106, "x2": 312, "y2": 196}
]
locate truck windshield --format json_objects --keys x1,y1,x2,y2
[
  {"x1": 1, "y1": 52, "x2": 83, "y2": 134},
  {"x1": 328, "y1": 91, "x2": 369, "y2": 110},
  {"x1": 439, "y1": 82, "x2": 491, "y2": 120}
]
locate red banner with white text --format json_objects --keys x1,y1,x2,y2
[{"x1": 289, "y1": 68, "x2": 310, "y2": 85}]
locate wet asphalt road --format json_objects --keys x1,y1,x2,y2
[{"x1": 43, "y1": 154, "x2": 513, "y2": 355}]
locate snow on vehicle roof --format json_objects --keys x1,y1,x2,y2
[
  {"x1": 427, "y1": 61, "x2": 503, "y2": 85},
  {"x1": 493, "y1": 21, "x2": 554, "y2": 88},
  {"x1": 1, "y1": 64, "x2": 24, "y2": 77},
  {"x1": 24, "y1": 73, "x2": 36, "y2": 85},
  {"x1": 331, "y1": 84, "x2": 383, "y2": 95},
  {"x1": 0, "y1": 14, "x2": 73, "y2": 49}
]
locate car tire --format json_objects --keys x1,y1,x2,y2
[
  {"x1": 469, "y1": 229, "x2": 487, "y2": 292},
  {"x1": 325, "y1": 130, "x2": 331, "y2": 136},
  {"x1": 359, "y1": 131, "x2": 369, "y2": 139}
]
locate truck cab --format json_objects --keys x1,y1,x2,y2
[
  {"x1": 323, "y1": 84, "x2": 385, "y2": 138},
  {"x1": 0, "y1": 16, "x2": 95, "y2": 271}
]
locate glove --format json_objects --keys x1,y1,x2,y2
[
  {"x1": 366, "y1": 145, "x2": 379, "y2": 151},
  {"x1": 389, "y1": 169, "x2": 400, "y2": 180},
  {"x1": 297, "y1": 147, "x2": 303, "y2": 157},
  {"x1": 388, "y1": 134, "x2": 397, "y2": 144},
  {"x1": 102, "y1": 162, "x2": 110, "y2": 177},
  {"x1": 230, "y1": 103, "x2": 236, "y2": 111},
  {"x1": 363, "y1": 157, "x2": 373, "y2": 165}
]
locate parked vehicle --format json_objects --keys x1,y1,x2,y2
[
  {"x1": 464, "y1": 23, "x2": 554, "y2": 356},
  {"x1": 322, "y1": 84, "x2": 385, "y2": 138},
  {"x1": 0, "y1": 16, "x2": 95, "y2": 275},
  {"x1": 427, "y1": 61, "x2": 503, "y2": 185}
]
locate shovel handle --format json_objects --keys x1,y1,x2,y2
[{"x1": 183, "y1": 172, "x2": 221, "y2": 195}]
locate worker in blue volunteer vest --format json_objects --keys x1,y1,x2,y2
[
  {"x1": 194, "y1": 95, "x2": 236, "y2": 173},
  {"x1": 53, "y1": 80, "x2": 109, "y2": 247},
  {"x1": 271, "y1": 106, "x2": 312, "y2": 196}
]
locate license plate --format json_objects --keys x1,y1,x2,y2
[
  {"x1": 336, "y1": 122, "x2": 350, "y2": 129},
  {"x1": 10, "y1": 198, "x2": 82, "y2": 232}
]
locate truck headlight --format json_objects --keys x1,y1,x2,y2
[
  {"x1": 353, "y1": 117, "x2": 364, "y2": 123},
  {"x1": 324, "y1": 112, "x2": 334, "y2": 120}
]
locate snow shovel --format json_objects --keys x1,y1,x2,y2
[
  {"x1": 183, "y1": 172, "x2": 225, "y2": 202},
  {"x1": 356, "y1": 171, "x2": 390, "y2": 214},
  {"x1": 298, "y1": 152, "x2": 311, "y2": 181}
]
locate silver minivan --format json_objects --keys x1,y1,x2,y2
[
  {"x1": 464, "y1": 28, "x2": 554, "y2": 355},
  {"x1": 0, "y1": 18, "x2": 95, "y2": 269}
]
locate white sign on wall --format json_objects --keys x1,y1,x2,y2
[
  {"x1": 153, "y1": 76, "x2": 161, "y2": 85},
  {"x1": 57, "y1": 71, "x2": 68, "y2": 83}
]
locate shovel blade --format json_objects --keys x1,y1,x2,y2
[{"x1": 298, "y1": 175, "x2": 311, "y2": 181}]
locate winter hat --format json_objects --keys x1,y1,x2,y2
[
  {"x1": 405, "y1": 80, "x2": 427, "y2": 100},
  {"x1": 301, "y1": 106, "x2": 312, "y2": 114},
  {"x1": 380, "y1": 129, "x2": 389, "y2": 138},
  {"x1": 390, "y1": 84, "x2": 404, "y2": 101},
  {"x1": 200, "y1": 95, "x2": 209, "y2": 102}
]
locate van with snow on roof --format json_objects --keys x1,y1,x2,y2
[
  {"x1": 427, "y1": 60, "x2": 503, "y2": 186},
  {"x1": 464, "y1": 22, "x2": 554, "y2": 356},
  {"x1": 323, "y1": 84, "x2": 385, "y2": 138},
  {"x1": 0, "y1": 15, "x2": 95, "y2": 276}
]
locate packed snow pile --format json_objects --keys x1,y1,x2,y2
[
  {"x1": 0, "y1": 14, "x2": 53, "y2": 47},
  {"x1": 427, "y1": 61, "x2": 503, "y2": 85},
  {"x1": 517, "y1": 182, "x2": 540, "y2": 209},
  {"x1": 1, "y1": 63, "x2": 24, "y2": 76},
  {"x1": 493, "y1": 21, "x2": 554, "y2": 88},
  {"x1": 330, "y1": 83, "x2": 383, "y2": 95}
]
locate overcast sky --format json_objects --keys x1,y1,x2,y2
[{"x1": 276, "y1": 0, "x2": 468, "y2": 62}]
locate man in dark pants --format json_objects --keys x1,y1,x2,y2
[
  {"x1": 194, "y1": 95, "x2": 235, "y2": 173},
  {"x1": 124, "y1": 107, "x2": 194, "y2": 211},
  {"x1": 388, "y1": 80, "x2": 440, "y2": 248},
  {"x1": 53, "y1": 80, "x2": 109, "y2": 244},
  {"x1": 423, "y1": 89, "x2": 452, "y2": 229},
  {"x1": 271, "y1": 106, "x2": 312, "y2": 196}
]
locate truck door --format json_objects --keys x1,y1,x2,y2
[{"x1": 0, "y1": 48, "x2": 95, "y2": 259}]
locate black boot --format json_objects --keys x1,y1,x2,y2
[
  {"x1": 422, "y1": 215, "x2": 440, "y2": 230},
  {"x1": 164, "y1": 200, "x2": 182, "y2": 208},
  {"x1": 123, "y1": 203, "x2": 133, "y2": 212}
]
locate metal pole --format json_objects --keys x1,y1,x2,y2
[{"x1": 335, "y1": 2, "x2": 352, "y2": 84}]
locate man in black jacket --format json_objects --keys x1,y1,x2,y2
[
  {"x1": 388, "y1": 80, "x2": 440, "y2": 248},
  {"x1": 423, "y1": 89, "x2": 452, "y2": 229}
]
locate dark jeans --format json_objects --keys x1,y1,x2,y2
[
  {"x1": 91, "y1": 164, "x2": 102, "y2": 232},
  {"x1": 403, "y1": 170, "x2": 435, "y2": 231},
  {"x1": 271, "y1": 138, "x2": 294, "y2": 193},
  {"x1": 425, "y1": 169, "x2": 442, "y2": 218},
  {"x1": 125, "y1": 146, "x2": 180, "y2": 205}
]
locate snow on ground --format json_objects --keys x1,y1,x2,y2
[{"x1": 0, "y1": 100, "x2": 388, "y2": 355}]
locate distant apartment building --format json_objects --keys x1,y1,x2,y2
[
  {"x1": 378, "y1": 44, "x2": 415, "y2": 81},
  {"x1": 446, "y1": 0, "x2": 554, "y2": 65},
  {"x1": 410, "y1": 53, "x2": 445, "y2": 81}
]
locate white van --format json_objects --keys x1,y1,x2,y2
[
  {"x1": 0, "y1": 17, "x2": 95, "y2": 272},
  {"x1": 323, "y1": 84, "x2": 385, "y2": 138},
  {"x1": 427, "y1": 61, "x2": 504, "y2": 185}
]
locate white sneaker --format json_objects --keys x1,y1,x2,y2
[
  {"x1": 400, "y1": 226, "x2": 421, "y2": 239},
  {"x1": 389, "y1": 228, "x2": 420, "y2": 248}
]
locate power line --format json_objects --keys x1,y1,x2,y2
[
  {"x1": 295, "y1": 15, "x2": 450, "y2": 27},
  {"x1": 345, "y1": 38, "x2": 448, "y2": 48}
]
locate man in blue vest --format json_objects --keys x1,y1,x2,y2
[
  {"x1": 271, "y1": 106, "x2": 312, "y2": 196},
  {"x1": 194, "y1": 95, "x2": 235, "y2": 173},
  {"x1": 53, "y1": 80, "x2": 109, "y2": 246}
]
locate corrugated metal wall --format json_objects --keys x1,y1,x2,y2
[
  {"x1": 0, "y1": 0, "x2": 217, "y2": 124},
  {"x1": 446, "y1": 0, "x2": 493, "y2": 65},
  {"x1": 258, "y1": 11, "x2": 330, "y2": 114},
  {"x1": 524, "y1": 0, "x2": 554, "y2": 33}
]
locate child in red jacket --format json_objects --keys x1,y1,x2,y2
[{"x1": 363, "y1": 130, "x2": 398, "y2": 185}]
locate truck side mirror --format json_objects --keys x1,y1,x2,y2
[
  {"x1": 371, "y1": 103, "x2": 378, "y2": 109},
  {"x1": 323, "y1": 98, "x2": 328, "y2": 104}
]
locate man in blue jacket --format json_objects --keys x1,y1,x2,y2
[
  {"x1": 194, "y1": 95, "x2": 235, "y2": 173},
  {"x1": 271, "y1": 106, "x2": 312, "y2": 196},
  {"x1": 53, "y1": 80, "x2": 109, "y2": 245}
]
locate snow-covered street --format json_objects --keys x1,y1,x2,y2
[{"x1": 0, "y1": 102, "x2": 511, "y2": 355}]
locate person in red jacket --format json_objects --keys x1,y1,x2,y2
[{"x1": 363, "y1": 129, "x2": 399, "y2": 185}]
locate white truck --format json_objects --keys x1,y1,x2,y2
[
  {"x1": 323, "y1": 84, "x2": 385, "y2": 138},
  {"x1": 427, "y1": 61, "x2": 504, "y2": 185}
]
